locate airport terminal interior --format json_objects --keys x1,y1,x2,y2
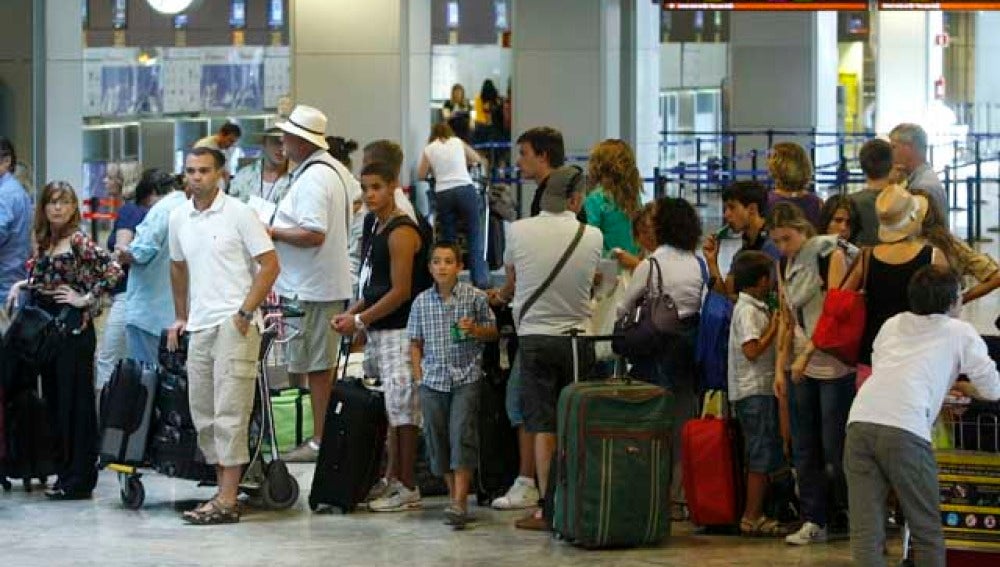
[{"x1": 4, "y1": 0, "x2": 1000, "y2": 565}]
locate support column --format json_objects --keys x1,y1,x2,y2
[
  {"x1": 511, "y1": 0, "x2": 621, "y2": 161},
  {"x1": 728, "y1": 12, "x2": 838, "y2": 165},
  {"x1": 291, "y1": 0, "x2": 431, "y2": 185},
  {"x1": 45, "y1": 0, "x2": 84, "y2": 191},
  {"x1": 974, "y1": 13, "x2": 1000, "y2": 134},
  {"x1": 621, "y1": 0, "x2": 661, "y2": 198},
  {"x1": 874, "y1": 11, "x2": 943, "y2": 134}
]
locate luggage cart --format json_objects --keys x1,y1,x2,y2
[
  {"x1": 107, "y1": 298, "x2": 303, "y2": 510},
  {"x1": 900, "y1": 397, "x2": 1000, "y2": 566}
]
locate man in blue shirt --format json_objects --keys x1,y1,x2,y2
[
  {"x1": 0, "y1": 137, "x2": 32, "y2": 302},
  {"x1": 118, "y1": 171, "x2": 188, "y2": 365}
]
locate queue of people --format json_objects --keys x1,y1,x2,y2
[{"x1": 1, "y1": 117, "x2": 1000, "y2": 567}]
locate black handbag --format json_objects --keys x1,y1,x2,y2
[
  {"x1": 612, "y1": 257, "x2": 682, "y2": 358},
  {"x1": 2, "y1": 298, "x2": 71, "y2": 366}
]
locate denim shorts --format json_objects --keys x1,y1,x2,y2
[
  {"x1": 734, "y1": 395, "x2": 785, "y2": 475},
  {"x1": 420, "y1": 382, "x2": 480, "y2": 476}
]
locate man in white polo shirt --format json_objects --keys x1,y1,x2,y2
[
  {"x1": 270, "y1": 105, "x2": 358, "y2": 462},
  {"x1": 167, "y1": 146, "x2": 280, "y2": 525}
]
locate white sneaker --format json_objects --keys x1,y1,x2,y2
[
  {"x1": 491, "y1": 477, "x2": 539, "y2": 510},
  {"x1": 785, "y1": 521, "x2": 828, "y2": 545},
  {"x1": 369, "y1": 484, "x2": 422, "y2": 512},
  {"x1": 365, "y1": 478, "x2": 393, "y2": 503}
]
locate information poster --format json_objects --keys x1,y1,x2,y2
[
  {"x1": 162, "y1": 48, "x2": 203, "y2": 113},
  {"x1": 200, "y1": 47, "x2": 265, "y2": 112},
  {"x1": 264, "y1": 46, "x2": 290, "y2": 109}
]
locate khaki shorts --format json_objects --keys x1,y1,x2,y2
[
  {"x1": 365, "y1": 328, "x2": 421, "y2": 427},
  {"x1": 186, "y1": 319, "x2": 261, "y2": 467},
  {"x1": 284, "y1": 299, "x2": 346, "y2": 375}
]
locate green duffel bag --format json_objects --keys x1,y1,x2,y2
[
  {"x1": 551, "y1": 379, "x2": 673, "y2": 549},
  {"x1": 268, "y1": 388, "x2": 314, "y2": 454}
]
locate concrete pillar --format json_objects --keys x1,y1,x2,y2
[
  {"x1": 974, "y1": 13, "x2": 1000, "y2": 134},
  {"x1": 621, "y1": 0, "x2": 661, "y2": 198},
  {"x1": 43, "y1": 0, "x2": 84, "y2": 191},
  {"x1": 728, "y1": 12, "x2": 838, "y2": 165},
  {"x1": 875, "y1": 11, "x2": 944, "y2": 134},
  {"x1": 511, "y1": 0, "x2": 622, "y2": 161},
  {"x1": 0, "y1": 0, "x2": 34, "y2": 176},
  {"x1": 290, "y1": 0, "x2": 431, "y2": 185}
]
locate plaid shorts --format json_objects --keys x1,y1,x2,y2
[{"x1": 365, "y1": 328, "x2": 421, "y2": 427}]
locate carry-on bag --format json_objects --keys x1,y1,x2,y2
[
  {"x1": 309, "y1": 338, "x2": 389, "y2": 513},
  {"x1": 551, "y1": 332, "x2": 674, "y2": 549},
  {"x1": 99, "y1": 359, "x2": 158, "y2": 466},
  {"x1": 2, "y1": 386, "x2": 57, "y2": 491},
  {"x1": 268, "y1": 388, "x2": 314, "y2": 454},
  {"x1": 474, "y1": 310, "x2": 519, "y2": 506},
  {"x1": 681, "y1": 391, "x2": 745, "y2": 528}
]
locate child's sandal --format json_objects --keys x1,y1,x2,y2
[
  {"x1": 740, "y1": 516, "x2": 790, "y2": 537},
  {"x1": 183, "y1": 499, "x2": 240, "y2": 525}
]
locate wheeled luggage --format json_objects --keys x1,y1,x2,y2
[
  {"x1": 1, "y1": 385, "x2": 56, "y2": 491},
  {"x1": 475, "y1": 306, "x2": 519, "y2": 506},
  {"x1": 681, "y1": 392, "x2": 744, "y2": 528},
  {"x1": 551, "y1": 333, "x2": 674, "y2": 549},
  {"x1": 309, "y1": 340, "x2": 388, "y2": 513},
  {"x1": 99, "y1": 359, "x2": 158, "y2": 466}
]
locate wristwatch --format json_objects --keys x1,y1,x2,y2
[
  {"x1": 237, "y1": 309, "x2": 254, "y2": 322},
  {"x1": 354, "y1": 313, "x2": 366, "y2": 331}
]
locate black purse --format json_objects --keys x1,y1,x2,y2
[
  {"x1": 3, "y1": 296, "x2": 71, "y2": 366},
  {"x1": 612, "y1": 257, "x2": 682, "y2": 358}
]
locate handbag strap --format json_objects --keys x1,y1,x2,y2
[
  {"x1": 518, "y1": 222, "x2": 586, "y2": 324},
  {"x1": 646, "y1": 257, "x2": 665, "y2": 297},
  {"x1": 836, "y1": 247, "x2": 870, "y2": 291}
]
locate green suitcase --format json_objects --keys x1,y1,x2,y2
[{"x1": 552, "y1": 378, "x2": 673, "y2": 548}]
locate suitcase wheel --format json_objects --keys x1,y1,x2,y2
[
  {"x1": 260, "y1": 460, "x2": 299, "y2": 510},
  {"x1": 0, "y1": 478, "x2": 10, "y2": 492},
  {"x1": 119, "y1": 474, "x2": 145, "y2": 510}
]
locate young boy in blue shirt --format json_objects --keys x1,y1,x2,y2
[{"x1": 408, "y1": 242, "x2": 498, "y2": 528}]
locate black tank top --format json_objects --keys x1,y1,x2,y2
[
  {"x1": 361, "y1": 215, "x2": 426, "y2": 330},
  {"x1": 859, "y1": 245, "x2": 933, "y2": 365}
]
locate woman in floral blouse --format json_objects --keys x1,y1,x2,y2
[{"x1": 6, "y1": 181, "x2": 122, "y2": 500}]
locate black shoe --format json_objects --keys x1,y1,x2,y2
[{"x1": 44, "y1": 487, "x2": 93, "y2": 501}]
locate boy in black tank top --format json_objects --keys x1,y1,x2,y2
[{"x1": 333, "y1": 162, "x2": 427, "y2": 512}]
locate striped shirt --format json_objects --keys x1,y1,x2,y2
[{"x1": 407, "y1": 281, "x2": 495, "y2": 392}]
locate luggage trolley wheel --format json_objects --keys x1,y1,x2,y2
[
  {"x1": 260, "y1": 460, "x2": 299, "y2": 510},
  {"x1": 118, "y1": 473, "x2": 145, "y2": 510}
]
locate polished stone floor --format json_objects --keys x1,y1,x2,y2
[{"x1": 1, "y1": 464, "x2": 876, "y2": 567}]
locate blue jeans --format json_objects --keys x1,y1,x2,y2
[
  {"x1": 126, "y1": 324, "x2": 160, "y2": 366},
  {"x1": 790, "y1": 373, "x2": 856, "y2": 526},
  {"x1": 436, "y1": 184, "x2": 489, "y2": 289}
]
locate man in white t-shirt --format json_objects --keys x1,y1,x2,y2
[
  {"x1": 195, "y1": 122, "x2": 242, "y2": 191},
  {"x1": 167, "y1": 147, "x2": 279, "y2": 525},
  {"x1": 491, "y1": 165, "x2": 602, "y2": 530},
  {"x1": 270, "y1": 105, "x2": 358, "y2": 462},
  {"x1": 845, "y1": 266, "x2": 1000, "y2": 565}
]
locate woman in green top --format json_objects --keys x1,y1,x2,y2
[{"x1": 584, "y1": 139, "x2": 643, "y2": 268}]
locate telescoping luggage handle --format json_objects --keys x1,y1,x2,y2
[{"x1": 567, "y1": 329, "x2": 620, "y2": 384}]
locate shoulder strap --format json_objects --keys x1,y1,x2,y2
[
  {"x1": 296, "y1": 160, "x2": 352, "y2": 231},
  {"x1": 837, "y1": 247, "x2": 869, "y2": 290},
  {"x1": 518, "y1": 222, "x2": 586, "y2": 324},
  {"x1": 697, "y1": 256, "x2": 709, "y2": 288}
]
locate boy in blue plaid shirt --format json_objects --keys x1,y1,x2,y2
[{"x1": 408, "y1": 242, "x2": 498, "y2": 528}]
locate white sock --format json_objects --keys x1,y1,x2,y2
[
  {"x1": 307, "y1": 439, "x2": 320, "y2": 450},
  {"x1": 517, "y1": 476, "x2": 536, "y2": 487}
]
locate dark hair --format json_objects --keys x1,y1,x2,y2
[
  {"x1": 632, "y1": 201, "x2": 657, "y2": 240},
  {"x1": 363, "y1": 140, "x2": 404, "y2": 178},
  {"x1": 187, "y1": 146, "x2": 225, "y2": 169},
  {"x1": 516, "y1": 127, "x2": 565, "y2": 168},
  {"x1": 326, "y1": 136, "x2": 358, "y2": 170},
  {"x1": 908, "y1": 265, "x2": 959, "y2": 315},
  {"x1": 0, "y1": 136, "x2": 16, "y2": 169},
  {"x1": 721, "y1": 181, "x2": 767, "y2": 216},
  {"x1": 732, "y1": 250, "x2": 774, "y2": 293},
  {"x1": 820, "y1": 195, "x2": 862, "y2": 243},
  {"x1": 219, "y1": 122, "x2": 242, "y2": 138},
  {"x1": 480, "y1": 79, "x2": 499, "y2": 104},
  {"x1": 858, "y1": 138, "x2": 893, "y2": 180},
  {"x1": 361, "y1": 161, "x2": 397, "y2": 184},
  {"x1": 654, "y1": 197, "x2": 702, "y2": 252},
  {"x1": 429, "y1": 122, "x2": 455, "y2": 143},
  {"x1": 430, "y1": 241, "x2": 463, "y2": 263},
  {"x1": 136, "y1": 168, "x2": 178, "y2": 203}
]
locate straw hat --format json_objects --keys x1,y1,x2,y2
[
  {"x1": 277, "y1": 105, "x2": 329, "y2": 150},
  {"x1": 876, "y1": 183, "x2": 928, "y2": 243}
]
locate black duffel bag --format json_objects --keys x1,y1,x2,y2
[{"x1": 2, "y1": 294, "x2": 73, "y2": 366}]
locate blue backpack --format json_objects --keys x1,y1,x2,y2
[{"x1": 695, "y1": 261, "x2": 734, "y2": 392}]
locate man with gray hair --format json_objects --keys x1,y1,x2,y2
[{"x1": 889, "y1": 123, "x2": 948, "y2": 223}]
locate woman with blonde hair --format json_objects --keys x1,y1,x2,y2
[
  {"x1": 585, "y1": 139, "x2": 643, "y2": 269},
  {"x1": 6, "y1": 181, "x2": 122, "y2": 500},
  {"x1": 767, "y1": 142, "x2": 823, "y2": 229}
]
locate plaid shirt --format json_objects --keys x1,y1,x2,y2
[{"x1": 407, "y1": 281, "x2": 496, "y2": 392}]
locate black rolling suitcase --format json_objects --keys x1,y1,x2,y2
[
  {"x1": 2, "y1": 386, "x2": 57, "y2": 491},
  {"x1": 99, "y1": 359, "x2": 158, "y2": 466},
  {"x1": 309, "y1": 340, "x2": 389, "y2": 513},
  {"x1": 475, "y1": 305, "x2": 519, "y2": 506}
]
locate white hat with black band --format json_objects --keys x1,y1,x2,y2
[{"x1": 277, "y1": 105, "x2": 330, "y2": 150}]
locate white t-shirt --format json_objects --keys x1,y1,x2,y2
[
  {"x1": 504, "y1": 211, "x2": 603, "y2": 336},
  {"x1": 168, "y1": 191, "x2": 274, "y2": 332},
  {"x1": 272, "y1": 150, "x2": 357, "y2": 302},
  {"x1": 424, "y1": 137, "x2": 473, "y2": 192},
  {"x1": 849, "y1": 313, "x2": 1000, "y2": 442},
  {"x1": 618, "y1": 245, "x2": 704, "y2": 320},
  {"x1": 728, "y1": 293, "x2": 776, "y2": 402}
]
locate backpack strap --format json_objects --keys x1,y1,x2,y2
[{"x1": 518, "y1": 223, "x2": 586, "y2": 325}]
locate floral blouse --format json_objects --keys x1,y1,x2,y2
[{"x1": 26, "y1": 231, "x2": 123, "y2": 297}]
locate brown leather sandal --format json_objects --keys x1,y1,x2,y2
[{"x1": 182, "y1": 499, "x2": 240, "y2": 526}]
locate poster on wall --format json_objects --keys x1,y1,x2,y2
[
  {"x1": 200, "y1": 47, "x2": 265, "y2": 112},
  {"x1": 163, "y1": 48, "x2": 203, "y2": 113},
  {"x1": 83, "y1": 48, "x2": 164, "y2": 117},
  {"x1": 264, "y1": 46, "x2": 289, "y2": 110}
]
